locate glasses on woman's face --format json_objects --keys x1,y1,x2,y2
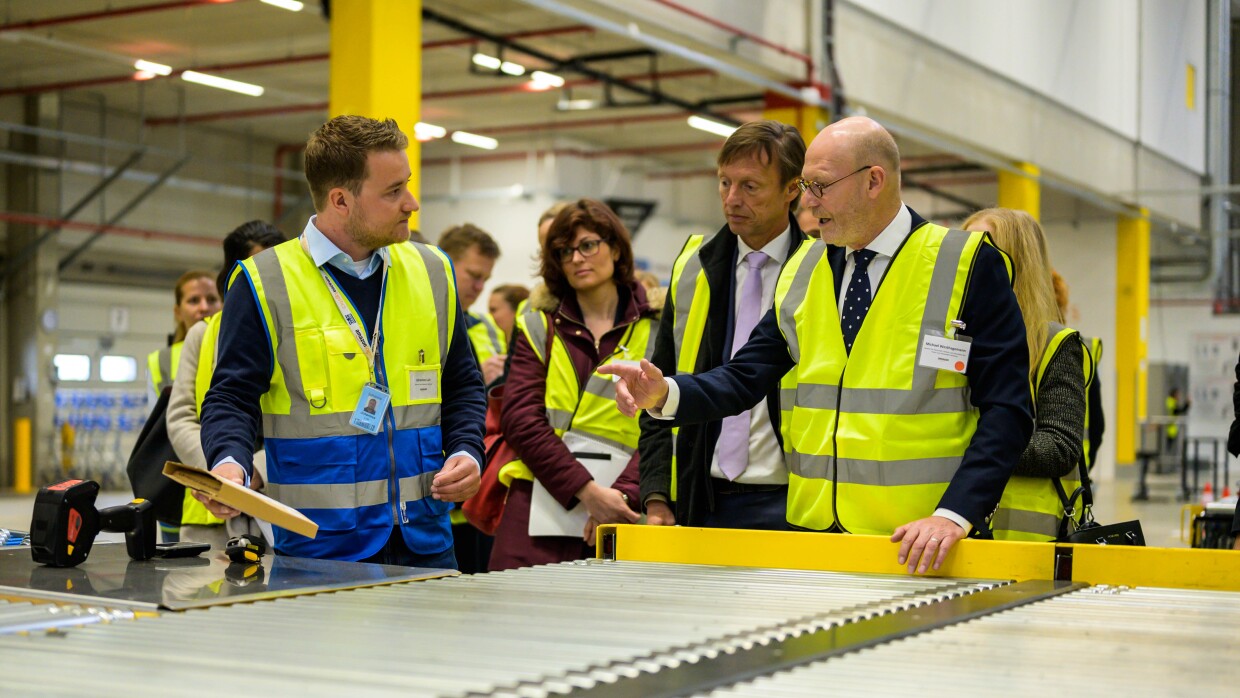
[{"x1": 556, "y1": 237, "x2": 607, "y2": 263}]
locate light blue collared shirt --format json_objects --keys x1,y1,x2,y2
[{"x1": 303, "y1": 216, "x2": 390, "y2": 279}]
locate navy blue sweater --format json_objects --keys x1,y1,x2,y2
[{"x1": 201, "y1": 262, "x2": 487, "y2": 477}]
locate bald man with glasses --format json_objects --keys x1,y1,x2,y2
[{"x1": 604, "y1": 116, "x2": 1032, "y2": 575}]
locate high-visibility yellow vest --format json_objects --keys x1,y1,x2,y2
[
  {"x1": 467, "y1": 311, "x2": 506, "y2": 364},
  {"x1": 180, "y1": 313, "x2": 226, "y2": 528},
  {"x1": 992, "y1": 322, "x2": 1094, "y2": 541},
  {"x1": 775, "y1": 224, "x2": 1009, "y2": 535},
  {"x1": 238, "y1": 238, "x2": 457, "y2": 560},
  {"x1": 147, "y1": 343, "x2": 183, "y2": 394},
  {"x1": 1081, "y1": 335, "x2": 1103, "y2": 468},
  {"x1": 665, "y1": 233, "x2": 805, "y2": 501},
  {"x1": 498, "y1": 304, "x2": 655, "y2": 487}
]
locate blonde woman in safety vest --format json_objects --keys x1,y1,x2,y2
[
  {"x1": 964, "y1": 208, "x2": 1092, "y2": 542},
  {"x1": 147, "y1": 270, "x2": 220, "y2": 399},
  {"x1": 489, "y1": 199, "x2": 656, "y2": 572},
  {"x1": 166, "y1": 221, "x2": 285, "y2": 550}
]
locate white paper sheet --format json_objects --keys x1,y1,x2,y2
[{"x1": 528, "y1": 430, "x2": 630, "y2": 538}]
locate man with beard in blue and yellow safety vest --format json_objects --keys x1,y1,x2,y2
[
  {"x1": 197, "y1": 115, "x2": 485, "y2": 569},
  {"x1": 603, "y1": 116, "x2": 1033, "y2": 575}
]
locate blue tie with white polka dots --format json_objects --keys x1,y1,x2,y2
[{"x1": 842, "y1": 249, "x2": 877, "y2": 354}]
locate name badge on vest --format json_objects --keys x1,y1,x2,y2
[
  {"x1": 350, "y1": 382, "x2": 391, "y2": 434},
  {"x1": 408, "y1": 366, "x2": 440, "y2": 401},
  {"x1": 918, "y1": 332, "x2": 972, "y2": 374}
]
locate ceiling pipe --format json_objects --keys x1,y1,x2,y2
[
  {"x1": 0, "y1": 211, "x2": 218, "y2": 247},
  {"x1": 0, "y1": 0, "x2": 236, "y2": 33},
  {"x1": 472, "y1": 106, "x2": 754, "y2": 136},
  {"x1": 143, "y1": 67, "x2": 717, "y2": 126},
  {"x1": 0, "y1": 25, "x2": 591, "y2": 98},
  {"x1": 648, "y1": 0, "x2": 818, "y2": 86},
  {"x1": 423, "y1": 7, "x2": 741, "y2": 125},
  {"x1": 422, "y1": 141, "x2": 721, "y2": 168}
]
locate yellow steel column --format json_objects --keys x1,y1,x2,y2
[
  {"x1": 329, "y1": 0, "x2": 422, "y2": 228},
  {"x1": 997, "y1": 161, "x2": 1041, "y2": 220},
  {"x1": 763, "y1": 88, "x2": 830, "y2": 145},
  {"x1": 1115, "y1": 209, "x2": 1150, "y2": 465}
]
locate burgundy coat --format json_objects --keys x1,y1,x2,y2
[{"x1": 489, "y1": 281, "x2": 657, "y2": 571}]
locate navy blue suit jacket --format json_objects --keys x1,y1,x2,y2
[
  {"x1": 201, "y1": 255, "x2": 486, "y2": 477},
  {"x1": 665, "y1": 208, "x2": 1033, "y2": 532}
]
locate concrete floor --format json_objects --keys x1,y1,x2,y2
[{"x1": 1, "y1": 465, "x2": 1224, "y2": 550}]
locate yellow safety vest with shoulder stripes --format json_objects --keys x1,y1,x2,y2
[
  {"x1": 992, "y1": 322, "x2": 1094, "y2": 541},
  {"x1": 774, "y1": 224, "x2": 1009, "y2": 535},
  {"x1": 237, "y1": 238, "x2": 457, "y2": 561},
  {"x1": 498, "y1": 305, "x2": 656, "y2": 487},
  {"x1": 147, "y1": 343, "x2": 182, "y2": 394},
  {"x1": 179, "y1": 313, "x2": 226, "y2": 527},
  {"x1": 467, "y1": 311, "x2": 506, "y2": 364}
]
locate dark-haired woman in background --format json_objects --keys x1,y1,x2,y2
[
  {"x1": 489, "y1": 200, "x2": 658, "y2": 570},
  {"x1": 166, "y1": 220, "x2": 286, "y2": 548}
]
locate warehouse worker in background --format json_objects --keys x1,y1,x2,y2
[
  {"x1": 603, "y1": 116, "x2": 1032, "y2": 574},
  {"x1": 198, "y1": 115, "x2": 486, "y2": 568},
  {"x1": 439, "y1": 224, "x2": 505, "y2": 384},
  {"x1": 166, "y1": 220, "x2": 285, "y2": 550},
  {"x1": 638, "y1": 120, "x2": 808, "y2": 531},
  {"x1": 146, "y1": 269, "x2": 221, "y2": 542}
]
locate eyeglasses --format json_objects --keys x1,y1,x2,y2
[
  {"x1": 796, "y1": 165, "x2": 875, "y2": 198},
  {"x1": 556, "y1": 237, "x2": 607, "y2": 263}
]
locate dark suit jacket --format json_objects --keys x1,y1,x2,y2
[
  {"x1": 638, "y1": 214, "x2": 806, "y2": 525},
  {"x1": 663, "y1": 208, "x2": 1034, "y2": 534}
]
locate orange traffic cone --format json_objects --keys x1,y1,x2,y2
[
  {"x1": 1225, "y1": 484, "x2": 1233, "y2": 498},
  {"x1": 1201, "y1": 481, "x2": 1215, "y2": 505}
]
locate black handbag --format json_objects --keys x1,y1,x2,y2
[
  {"x1": 125, "y1": 386, "x2": 184, "y2": 525},
  {"x1": 1054, "y1": 453, "x2": 1145, "y2": 546}
]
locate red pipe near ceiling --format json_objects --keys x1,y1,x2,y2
[
  {"x1": 146, "y1": 102, "x2": 328, "y2": 127},
  {"x1": 421, "y1": 141, "x2": 721, "y2": 168},
  {"x1": 473, "y1": 106, "x2": 753, "y2": 136},
  {"x1": 0, "y1": 25, "x2": 592, "y2": 98},
  {"x1": 0, "y1": 0, "x2": 237, "y2": 33},
  {"x1": 0, "y1": 211, "x2": 218, "y2": 246},
  {"x1": 648, "y1": 0, "x2": 817, "y2": 84}
]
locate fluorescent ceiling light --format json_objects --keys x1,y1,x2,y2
[
  {"x1": 499, "y1": 61, "x2": 525, "y2": 76},
  {"x1": 451, "y1": 131, "x2": 498, "y2": 150},
  {"x1": 530, "y1": 70, "x2": 565, "y2": 89},
  {"x1": 414, "y1": 122, "x2": 447, "y2": 140},
  {"x1": 181, "y1": 70, "x2": 265, "y2": 97},
  {"x1": 261, "y1": 0, "x2": 305, "y2": 11},
  {"x1": 687, "y1": 115, "x2": 736, "y2": 138},
  {"x1": 133, "y1": 59, "x2": 172, "y2": 76},
  {"x1": 556, "y1": 98, "x2": 597, "y2": 111},
  {"x1": 472, "y1": 53, "x2": 501, "y2": 70}
]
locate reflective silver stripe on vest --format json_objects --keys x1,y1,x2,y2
[
  {"x1": 566, "y1": 428, "x2": 636, "y2": 457},
  {"x1": 911, "y1": 229, "x2": 970, "y2": 394},
  {"x1": 794, "y1": 382, "x2": 971, "y2": 415},
  {"x1": 779, "y1": 243, "x2": 828, "y2": 364},
  {"x1": 583, "y1": 374, "x2": 617, "y2": 402},
  {"x1": 522, "y1": 309, "x2": 549, "y2": 364},
  {"x1": 787, "y1": 450, "x2": 961, "y2": 485},
  {"x1": 157, "y1": 347, "x2": 173, "y2": 390},
  {"x1": 397, "y1": 471, "x2": 439, "y2": 503},
  {"x1": 266, "y1": 479, "x2": 389, "y2": 510},
  {"x1": 264, "y1": 403, "x2": 442, "y2": 439},
  {"x1": 991, "y1": 507, "x2": 1060, "y2": 537},
  {"x1": 548, "y1": 407, "x2": 573, "y2": 431},
  {"x1": 480, "y1": 315, "x2": 503, "y2": 354},
  {"x1": 252, "y1": 250, "x2": 313, "y2": 437},
  {"x1": 672, "y1": 250, "x2": 704, "y2": 360},
  {"x1": 411, "y1": 243, "x2": 452, "y2": 361}
]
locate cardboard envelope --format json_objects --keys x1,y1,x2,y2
[{"x1": 162, "y1": 461, "x2": 319, "y2": 539}]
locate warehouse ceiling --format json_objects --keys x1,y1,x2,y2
[{"x1": 0, "y1": 0, "x2": 1128, "y2": 288}]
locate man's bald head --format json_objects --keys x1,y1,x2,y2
[{"x1": 800, "y1": 117, "x2": 903, "y2": 249}]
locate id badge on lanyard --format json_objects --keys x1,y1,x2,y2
[{"x1": 314, "y1": 246, "x2": 390, "y2": 434}]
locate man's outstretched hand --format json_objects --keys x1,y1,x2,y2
[{"x1": 596, "y1": 359, "x2": 670, "y2": 417}]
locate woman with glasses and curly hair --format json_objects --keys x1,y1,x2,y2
[{"x1": 489, "y1": 199, "x2": 660, "y2": 570}]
